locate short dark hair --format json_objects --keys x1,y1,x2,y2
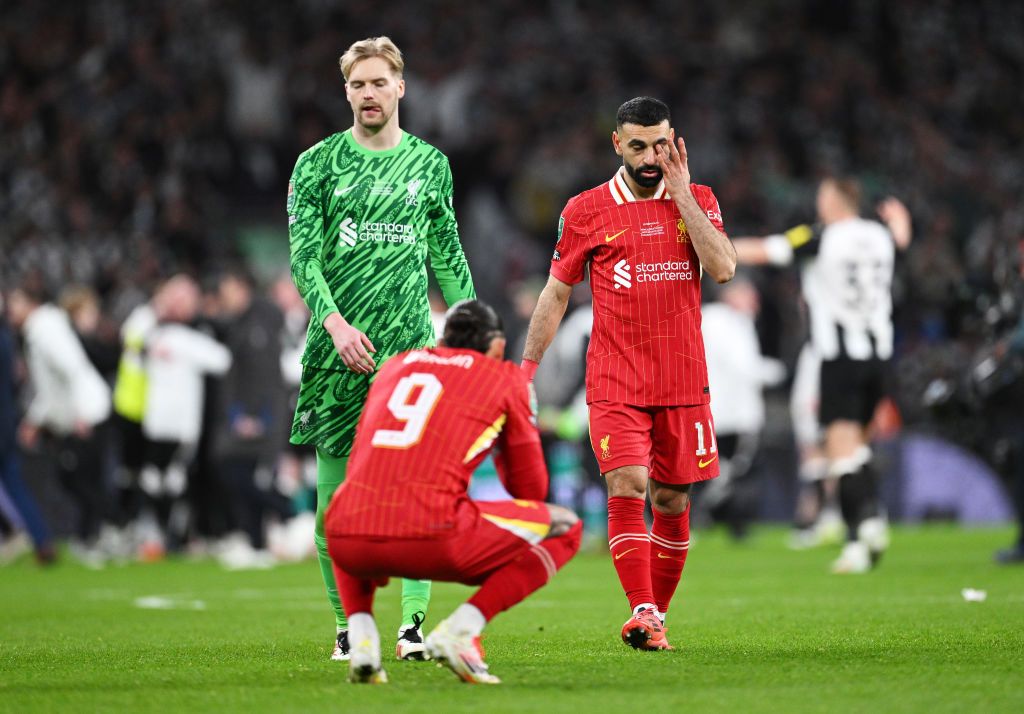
[
  {"x1": 13, "y1": 273, "x2": 51, "y2": 305},
  {"x1": 616, "y1": 96, "x2": 671, "y2": 128},
  {"x1": 442, "y1": 299, "x2": 504, "y2": 354}
]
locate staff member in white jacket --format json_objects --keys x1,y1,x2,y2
[
  {"x1": 7, "y1": 280, "x2": 112, "y2": 549},
  {"x1": 699, "y1": 277, "x2": 785, "y2": 538},
  {"x1": 139, "y1": 276, "x2": 231, "y2": 550}
]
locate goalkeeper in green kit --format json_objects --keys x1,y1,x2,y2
[{"x1": 287, "y1": 36, "x2": 475, "y2": 662}]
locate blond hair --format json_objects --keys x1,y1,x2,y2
[
  {"x1": 823, "y1": 177, "x2": 862, "y2": 212},
  {"x1": 58, "y1": 284, "x2": 99, "y2": 319},
  {"x1": 339, "y1": 36, "x2": 404, "y2": 80}
]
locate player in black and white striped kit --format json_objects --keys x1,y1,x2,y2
[{"x1": 735, "y1": 178, "x2": 911, "y2": 573}]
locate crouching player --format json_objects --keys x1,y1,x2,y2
[{"x1": 326, "y1": 300, "x2": 581, "y2": 684}]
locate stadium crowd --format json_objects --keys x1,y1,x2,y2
[{"x1": 2, "y1": 0, "x2": 1023, "y2": 563}]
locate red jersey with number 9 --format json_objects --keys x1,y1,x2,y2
[
  {"x1": 551, "y1": 168, "x2": 727, "y2": 407},
  {"x1": 326, "y1": 347, "x2": 547, "y2": 539}
]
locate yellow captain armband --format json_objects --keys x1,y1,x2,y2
[{"x1": 784, "y1": 224, "x2": 814, "y2": 248}]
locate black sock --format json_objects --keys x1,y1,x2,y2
[{"x1": 838, "y1": 464, "x2": 880, "y2": 541}]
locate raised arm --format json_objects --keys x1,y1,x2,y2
[
  {"x1": 732, "y1": 238, "x2": 774, "y2": 265},
  {"x1": 877, "y1": 197, "x2": 912, "y2": 251},
  {"x1": 427, "y1": 157, "x2": 476, "y2": 305},
  {"x1": 657, "y1": 136, "x2": 736, "y2": 283},
  {"x1": 733, "y1": 225, "x2": 818, "y2": 267}
]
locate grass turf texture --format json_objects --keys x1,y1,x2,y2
[{"x1": 1, "y1": 526, "x2": 1021, "y2": 713}]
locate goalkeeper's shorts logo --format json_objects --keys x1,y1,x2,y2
[{"x1": 297, "y1": 410, "x2": 317, "y2": 432}]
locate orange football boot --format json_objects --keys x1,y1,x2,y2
[{"x1": 620, "y1": 608, "x2": 674, "y2": 651}]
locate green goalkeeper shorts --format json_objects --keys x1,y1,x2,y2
[{"x1": 290, "y1": 366, "x2": 372, "y2": 458}]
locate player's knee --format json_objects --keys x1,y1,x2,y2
[
  {"x1": 545, "y1": 504, "x2": 580, "y2": 539},
  {"x1": 651, "y1": 484, "x2": 690, "y2": 515},
  {"x1": 604, "y1": 466, "x2": 647, "y2": 499}
]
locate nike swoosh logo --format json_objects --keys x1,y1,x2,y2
[
  {"x1": 657, "y1": 552, "x2": 680, "y2": 559},
  {"x1": 698, "y1": 455, "x2": 718, "y2": 469},
  {"x1": 334, "y1": 185, "x2": 359, "y2": 196},
  {"x1": 605, "y1": 229, "x2": 628, "y2": 242},
  {"x1": 614, "y1": 547, "x2": 638, "y2": 560}
]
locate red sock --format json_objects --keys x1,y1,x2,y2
[
  {"x1": 332, "y1": 560, "x2": 379, "y2": 615},
  {"x1": 469, "y1": 521, "x2": 582, "y2": 621},
  {"x1": 649, "y1": 505, "x2": 690, "y2": 616},
  {"x1": 607, "y1": 496, "x2": 654, "y2": 611}
]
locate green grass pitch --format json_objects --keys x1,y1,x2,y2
[{"x1": 1, "y1": 526, "x2": 1022, "y2": 713}]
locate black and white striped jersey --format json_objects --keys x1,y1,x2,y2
[{"x1": 765, "y1": 218, "x2": 895, "y2": 361}]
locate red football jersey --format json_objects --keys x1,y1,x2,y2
[
  {"x1": 550, "y1": 168, "x2": 727, "y2": 407},
  {"x1": 326, "y1": 347, "x2": 547, "y2": 539}
]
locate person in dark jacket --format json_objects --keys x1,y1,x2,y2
[
  {"x1": 215, "y1": 269, "x2": 294, "y2": 554},
  {"x1": 0, "y1": 295, "x2": 56, "y2": 564}
]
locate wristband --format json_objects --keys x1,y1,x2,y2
[{"x1": 521, "y1": 359, "x2": 539, "y2": 382}]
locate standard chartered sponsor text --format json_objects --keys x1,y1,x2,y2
[
  {"x1": 635, "y1": 259, "x2": 694, "y2": 283},
  {"x1": 359, "y1": 221, "x2": 417, "y2": 244}
]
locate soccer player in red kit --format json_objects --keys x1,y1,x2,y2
[
  {"x1": 521, "y1": 97, "x2": 736, "y2": 650},
  {"x1": 326, "y1": 300, "x2": 581, "y2": 684}
]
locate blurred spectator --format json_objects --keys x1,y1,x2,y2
[
  {"x1": 994, "y1": 263, "x2": 1024, "y2": 564},
  {"x1": 6, "y1": 279, "x2": 112, "y2": 565},
  {"x1": 110, "y1": 282, "x2": 161, "y2": 529},
  {"x1": 59, "y1": 285, "x2": 120, "y2": 378},
  {"x1": 214, "y1": 269, "x2": 293, "y2": 561},
  {"x1": 698, "y1": 277, "x2": 785, "y2": 538},
  {"x1": 139, "y1": 274, "x2": 231, "y2": 553},
  {"x1": 0, "y1": 294, "x2": 55, "y2": 564},
  {"x1": 270, "y1": 274, "x2": 316, "y2": 515}
]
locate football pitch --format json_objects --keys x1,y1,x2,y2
[{"x1": 2, "y1": 526, "x2": 1021, "y2": 713}]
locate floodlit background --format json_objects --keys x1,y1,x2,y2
[{"x1": 1, "y1": 0, "x2": 1022, "y2": 566}]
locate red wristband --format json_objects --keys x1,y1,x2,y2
[{"x1": 521, "y1": 359, "x2": 539, "y2": 382}]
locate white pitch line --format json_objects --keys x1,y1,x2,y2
[{"x1": 134, "y1": 595, "x2": 207, "y2": 611}]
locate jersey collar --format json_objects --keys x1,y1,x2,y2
[{"x1": 608, "y1": 167, "x2": 668, "y2": 204}]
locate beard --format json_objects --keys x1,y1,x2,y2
[{"x1": 625, "y1": 161, "x2": 662, "y2": 188}]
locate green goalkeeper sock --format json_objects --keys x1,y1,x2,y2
[
  {"x1": 315, "y1": 449, "x2": 348, "y2": 630},
  {"x1": 401, "y1": 578, "x2": 431, "y2": 627}
]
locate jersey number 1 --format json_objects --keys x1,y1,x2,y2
[{"x1": 371, "y1": 372, "x2": 443, "y2": 449}]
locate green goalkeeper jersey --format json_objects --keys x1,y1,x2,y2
[{"x1": 287, "y1": 129, "x2": 475, "y2": 373}]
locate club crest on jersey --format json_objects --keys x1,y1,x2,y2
[
  {"x1": 676, "y1": 219, "x2": 689, "y2": 243},
  {"x1": 406, "y1": 178, "x2": 423, "y2": 205},
  {"x1": 613, "y1": 259, "x2": 632, "y2": 289},
  {"x1": 600, "y1": 434, "x2": 612, "y2": 460},
  {"x1": 339, "y1": 217, "x2": 358, "y2": 247}
]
